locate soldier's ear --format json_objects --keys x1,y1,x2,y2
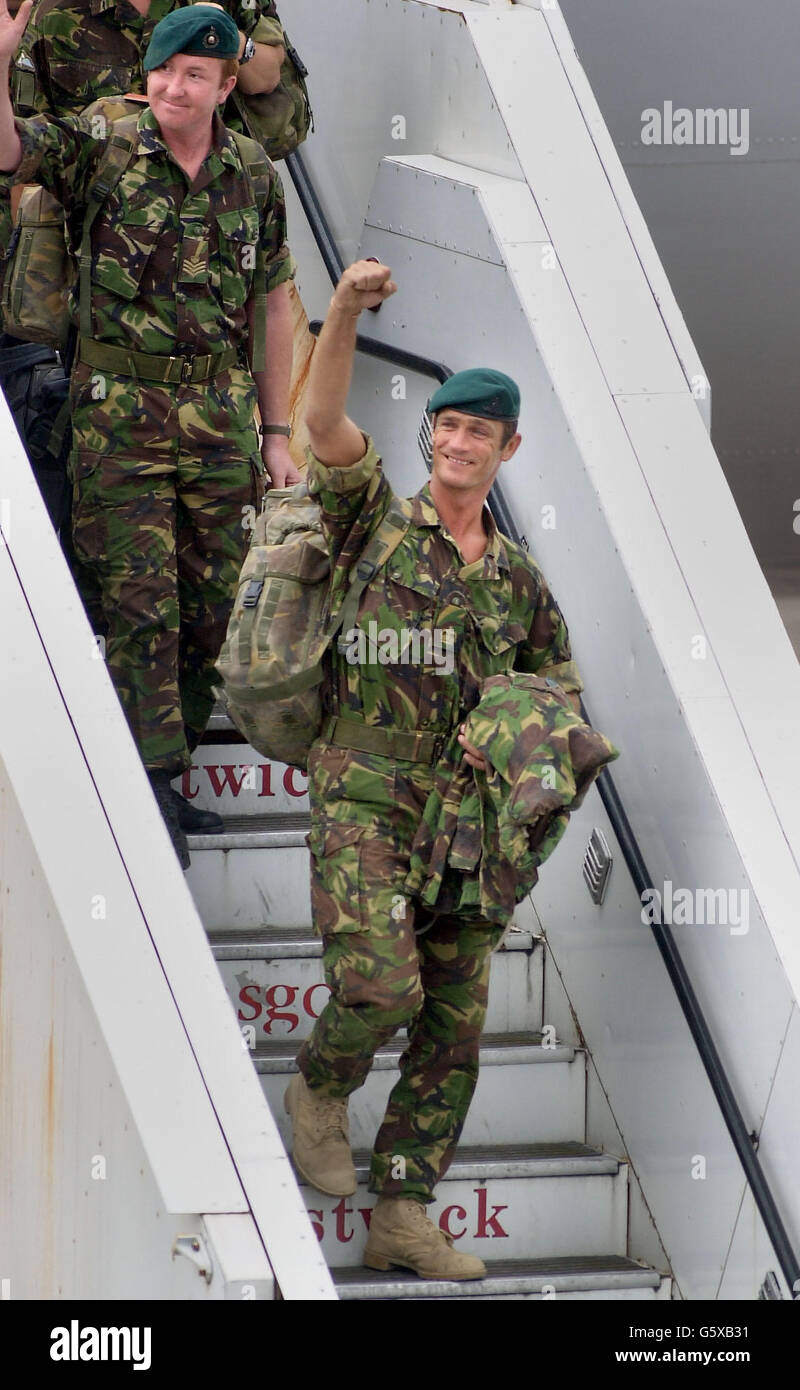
[
  {"x1": 501, "y1": 432, "x2": 522, "y2": 463},
  {"x1": 217, "y1": 73, "x2": 238, "y2": 104}
]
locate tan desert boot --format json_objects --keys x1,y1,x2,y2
[
  {"x1": 364, "y1": 1196, "x2": 487, "y2": 1280},
  {"x1": 284, "y1": 1073, "x2": 357, "y2": 1196}
]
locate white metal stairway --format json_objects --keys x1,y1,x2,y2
[{"x1": 182, "y1": 714, "x2": 672, "y2": 1301}]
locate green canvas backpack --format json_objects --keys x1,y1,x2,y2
[
  {"x1": 215, "y1": 482, "x2": 412, "y2": 771},
  {"x1": 230, "y1": 31, "x2": 312, "y2": 163},
  {"x1": 0, "y1": 184, "x2": 70, "y2": 347}
]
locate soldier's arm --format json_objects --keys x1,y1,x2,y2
[
  {"x1": 0, "y1": 0, "x2": 33, "y2": 170},
  {"x1": 0, "y1": 103, "x2": 96, "y2": 208},
  {"x1": 248, "y1": 158, "x2": 299, "y2": 487},
  {"x1": 236, "y1": 13, "x2": 285, "y2": 97},
  {"x1": 202, "y1": 2, "x2": 286, "y2": 95},
  {"x1": 249, "y1": 280, "x2": 299, "y2": 488},
  {"x1": 305, "y1": 260, "x2": 397, "y2": 468}
]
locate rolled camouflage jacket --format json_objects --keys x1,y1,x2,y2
[
  {"x1": 13, "y1": 0, "x2": 285, "y2": 121},
  {"x1": 404, "y1": 673, "x2": 619, "y2": 924},
  {"x1": 10, "y1": 105, "x2": 294, "y2": 356}
]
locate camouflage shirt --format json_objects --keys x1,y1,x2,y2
[
  {"x1": 12, "y1": 105, "x2": 294, "y2": 355},
  {"x1": 307, "y1": 435, "x2": 583, "y2": 740},
  {"x1": 13, "y1": 0, "x2": 285, "y2": 122}
]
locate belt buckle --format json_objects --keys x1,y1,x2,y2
[{"x1": 167, "y1": 354, "x2": 194, "y2": 384}]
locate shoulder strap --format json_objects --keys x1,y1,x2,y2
[
  {"x1": 230, "y1": 129, "x2": 271, "y2": 209},
  {"x1": 231, "y1": 129, "x2": 270, "y2": 372},
  {"x1": 331, "y1": 497, "x2": 414, "y2": 649},
  {"x1": 78, "y1": 115, "x2": 140, "y2": 341}
]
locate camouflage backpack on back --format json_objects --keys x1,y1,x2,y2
[
  {"x1": 215, "y1": 483, "x2": 411, "y2": 771},
  {"x1": 0, "y1": 184, "x2": 70, "y2": 347},
  {"x1": 229, "y1": 32, "x2": 312, "y2": 162}
]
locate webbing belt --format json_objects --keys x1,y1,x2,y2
[
  {"x1": 78, "y1": 339, "x2": 239, "y2": 384},
  {"x1": 322, "y1": 715, "x2": 448, "y2": 765}
]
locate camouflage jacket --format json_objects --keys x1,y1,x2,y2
[
  {"x1": 11, "y1": 105, "x2": 294, "y2": 355},
  {"x1": 13, "y1": 0, "x2": 285, "y2": 122},
  {"x1": 307, "y1": 436, "x2": 583, "y2": 743},
  {"x1": 405, "y1": 673, "x2": 619, "y2": 923}
]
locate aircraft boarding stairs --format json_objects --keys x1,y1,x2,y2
[{"x1": 183, "y1": 715, "x2": 671, "y2": 1301}]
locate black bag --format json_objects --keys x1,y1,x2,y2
[{"x1": 0, "y1": 334, "x2": 71, "y2": 532}]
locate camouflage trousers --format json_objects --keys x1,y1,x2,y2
[
  {"x1": 69, "y1": 359, "x2": 262, "y2": 773},
  {"x1": 297, "y1": 745, "x2": 505, "y2": 1204}
]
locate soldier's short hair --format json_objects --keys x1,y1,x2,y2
[{"x1": 219, "y1": 57, "x2": 239, "y2": 83}]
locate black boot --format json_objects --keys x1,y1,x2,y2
[
  {"x1": 171, "y1": 789, "x2": 224, "y2": 834},
  {"x1": 148, "y1": 770, "x2": 191, "y2": 870}
]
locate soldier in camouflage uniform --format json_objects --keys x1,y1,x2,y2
[
  {"x1": 0, "y1": 3, "x2": 298, "y2": 865},
  {"x1": 284, "y1": 260, "x2": 584, "y2": 1280},
  {"x1": 3, "y1": 0, "x2": 294, "y2": 835}
]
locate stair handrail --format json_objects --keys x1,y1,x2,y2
[{"x1": 287, "y1": 148, "x2": 800, "y2": 1298}]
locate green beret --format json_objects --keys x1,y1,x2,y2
[
  {"x1": 144, "y1": 6, "x2": 240, "y2": 71},
  {"x1": 428, "y1": 368, "x2": 520, "y2": 421}
]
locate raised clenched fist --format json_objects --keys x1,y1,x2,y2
[{"x1": 331, "y1": 260, "x2": 398, "y2": 317}]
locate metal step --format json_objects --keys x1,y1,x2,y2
[
  {"x1": 188, "y1": 814, "x2": 548, "y2": 939},
  {"x1": 209, "y1": 924, "x2": 539, "y2": 961},
  {"x1": 186, "y1": 815, "x2": 312, "y2": 930},
  {"x1": 295, "y1": 1143, "x2": 628, "y2": 1265},
  {"x1": 211, "y1": 928, "x2": 544, "y2": 1039},
  {"x1": 332, "y1": 1256, "x2": 671, "y2": 1301},
  {"x1": 187, "y1": 811, "x2": 311, "y2": 850},
  {"x1": 205, "y1": 706, "x2": 239, "y2": 735},
  {"x1": 254, "y1": 1033, "x2": 587, "y2": 1148}
]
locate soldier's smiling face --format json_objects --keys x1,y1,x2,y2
[
  {"x1": 147, "y1": 52, "x2": 238, "y2": 136},
  {"x1": 431, "y1": 409, "x2": 521, "y2": 495}
]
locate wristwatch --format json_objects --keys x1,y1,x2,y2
[
  {"x1": 261, "y1": 423, "x2": 292, "y2": 438},
  {"x1": 239, "y1": 36, "x2": 256, "y2": 65}
]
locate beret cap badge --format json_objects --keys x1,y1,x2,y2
[{"x1": 203, "y1": 29, "x2": 218, "y2": 48}]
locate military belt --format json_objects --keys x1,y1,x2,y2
[
  {"x1": 77, "y1": 339, "x2": 240, "y2": 384},
  {"x1": 322, "y1": 716, "x2": 448, "y2": 765}
]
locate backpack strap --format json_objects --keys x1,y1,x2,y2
[
  {"x1": 78, "y1": 115, "x2": 140, "y2": 341},
  {"x1": 331, "y1": 496, "x2": 414, "y2": 651},
  {"x1": 230, "y1": 129, "x2": 270, "y2": 373}
]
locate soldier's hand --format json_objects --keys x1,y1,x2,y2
[
  {"x1": 0, "y1": 0, "x2": 32, "y2": 61},
  {"x1": 332, "y1": 260, "x2": 397, "y2": 317},
  {"x1": 458, "y1": 726, "x2": 490, "y2": 773},
  {"x1": 262, "y1": 436, "x2": 301, "y2": 488}
]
